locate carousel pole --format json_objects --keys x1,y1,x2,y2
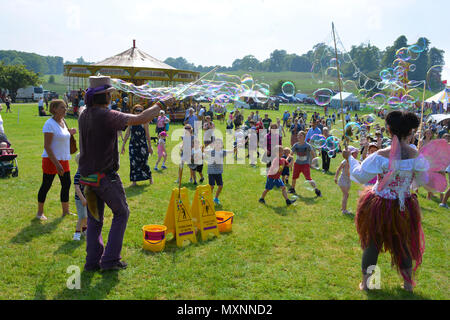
[{"x1": 332, "y1": 22, "x2": 348, "y2": 148}]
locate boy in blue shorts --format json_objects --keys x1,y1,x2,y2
[
  {"x1": 259, "y1": 146, "x2": 297, "y2": 206},
  {"x1": 206, "y1": 139, "x2": 233, "y2": 206}
]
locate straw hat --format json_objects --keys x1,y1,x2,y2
[{"x1": 88, "y1": 76, "x2": 115, "y2": 95}]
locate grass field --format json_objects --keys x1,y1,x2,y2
[
  {"x1": 0, "y1": 103, "x2": 448, "y2": 300},
  {"x1": 41, "y1": 74, "x2": 67, "y2": 96}
]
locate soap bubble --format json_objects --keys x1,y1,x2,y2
[
  {"x1": 310, "y1": 134, "x2": 327, "y2": 149},
  {"x1": 313, "y1": 88, "x2": 334, "y2": 106},
  {"x1": 325, "y1": 136, "x2": 340, "y2": 152},
  {"x1": 240, "y1": 74, "x2": 254, "y2": 90},
  {"x1": 311, "y1": 157, "x2": 321, "y2": 170},
  {"x1": 303, "y1": 180, "x2": 316, "y2": 192},
  {"x1": 362, "y1": 114, "x2": 376, "y2": 126},
  {"x1": 282, "y1": 81, "x2": 296, "y2": 97},
  {"x1": 345, "y1": 122, "x2": 361, "y2": 138},
  {"x1": 327, "y1": 149, "x2": 336, "y2": 158},
  {"x1": 330, "y1": 129, "x2": 343, "y2": 138}
]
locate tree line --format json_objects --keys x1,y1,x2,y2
[
  {"x1": 0, "y1": 50, "x2": 64, "y2": 75},
  {"x1": 164, "y1": 36, "x2": 445, "y2": 85},
  {"x1": 0, "y1": 35, "x2": 445, "y2": 95}
]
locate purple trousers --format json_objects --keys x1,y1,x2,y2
[{"x1": 84, "y1": 172, "x2": 130, "y2": 270}]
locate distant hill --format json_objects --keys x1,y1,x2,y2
[{"x1": 0, "y1": 50, "x2": 64, "y2": 75}]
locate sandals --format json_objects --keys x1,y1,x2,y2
[{"x1": 36, "y1": 214, "x2": 48, "y2": 221}]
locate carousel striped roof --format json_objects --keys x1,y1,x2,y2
[{"x1": 93, "y1": 40, "x2": 176, "y2": 70}]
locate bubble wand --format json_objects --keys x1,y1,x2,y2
[{"x1": 332, "y1": 22, "x2": 348, "y2": 149}]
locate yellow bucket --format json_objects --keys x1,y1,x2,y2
[
  {"x1": 216, "y1": 211, "x2": 234, "y2": 233},
  {"x1": 142, "y1": 225, "x2": 167, "y2": 252}
]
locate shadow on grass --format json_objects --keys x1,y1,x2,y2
[
  {"x1": 34, "y1": 264, "x2": 54, "y2": 300},
  {"x1": 53, "y1": 270, "x2": 120, "y2": 300},
  {"x1": 264, "y1": 204, "x2": 289, "y2": 216},
  {"x1": 10, "y1": 217, "x2": 64, "y2": 244},
  {"x1": 124, "y1": 184, "x2": 149, "y2": 198},
  {"x1": 152, "y1": 231, "x2": 226, "y2": 262},
  {"x1": 343, "y1": 212, "x2": 356, "y2": 221},
  {"x1": 54, "y1": 239, "x2": 84, "y2": 255},
  {"x1": 292, "y1": 193, "x2": 317, "y2": 205},
  {"x1": 365, "y1": 287, "x2": 430, "y2": 300}
]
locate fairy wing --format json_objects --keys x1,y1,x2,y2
[
  {"x1": 414, "y1": 139, "x2": 450, "y2": 193},
  {"x1": 377, "y1": 135, "x2": 401, "y2": 192},
  {"x1": 268, "y1": 157, "x2": 284, "y2": 176}
]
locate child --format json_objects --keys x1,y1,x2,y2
[
  {"x1": 188, "y1": 138, "x2": 205, "y2": 184},
  {"x1": 205, "y1": 139, "x2": 232, "y2": 206},
  {"x1": 0, "y1": 142, "x2": 9, "y2": 155},
  {"x1": 176, "y1": 125, "x2": 194, "y2": 184},
  {"x1": 154, "y1": 131, "x2": 168, "y2": 171},
  {"x1": 281, "y1": 147, "x2": 293, "y2": 185},
  {"x1": 73, "y1": 154, "x2": 87, "y2": 241},
  {"x1": 234, "y1": 126, "x2": 246, "y2": 160},
  {"x1": 289, "y1": 131, "x2": 322, "y2": 197},
  {"x1": 334, "y1": 146, "x2": 359, "y2": 215},
  {"x1": 259, "y1": 146, "x2": 297, "y2": 206}
]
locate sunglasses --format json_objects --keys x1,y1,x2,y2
[{"x1": 134, "y1": 109, "x2": 143, "y2": 113}]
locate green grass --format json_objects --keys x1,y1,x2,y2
[
  {"x1": 41, "y1": 74, "x2": 67, "y2": 96},
  {"x1": 0, "y1": 103, "x2": 448, "y2": 300}
]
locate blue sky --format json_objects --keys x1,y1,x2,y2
[{"x1": 1, "y1": 0, "x2": 448, "y2": 78}]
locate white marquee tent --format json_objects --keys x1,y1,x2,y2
[
  {"x1": 330, "y1": 92, "x2": 360, "y2": 108},
  {"x1": 426, "y1": 88, "x2": 450, "y2": 104}
]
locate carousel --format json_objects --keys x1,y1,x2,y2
[{"x1": 64, "y1": 40, "x2": 200, "y2": 118}]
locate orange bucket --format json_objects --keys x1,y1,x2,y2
[
  {"x1": 215, "y1": 211, "x2": 234, "y2": 233},
  {"x1": 142, "y1": 225, "x2": 167, "y2": 252}
]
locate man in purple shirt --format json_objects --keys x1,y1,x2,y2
[{"x1": 78, "y1": 76, "x2": 174, "y2": 271}]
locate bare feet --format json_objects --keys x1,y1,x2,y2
[
  {"x1": 359, "y1": 273, "x2": 371, "y2": 291},
  {"x1": 359, "y1": 282, "x2": 368, "y2": 291}
]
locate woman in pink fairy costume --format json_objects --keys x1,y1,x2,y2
[{"x1": 344, "y1": 110, "x2": 450, "y2": 292}]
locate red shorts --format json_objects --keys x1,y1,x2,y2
[
  {"x1": 292, "y1": 163, "x2": 312, "y2": 181},
  {"x1": 42, "y1": 157, "x2": 70, "y2": 175}
]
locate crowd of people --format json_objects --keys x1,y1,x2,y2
[{"x1": 14, "y1": 74, "x2": 447, "y2": 292}]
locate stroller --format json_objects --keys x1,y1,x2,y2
[{"x1": 0, "y1": 133, "x2": 18, "y2": 178}]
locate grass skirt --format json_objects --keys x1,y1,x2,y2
[{"x1": 356, "y1": 187, "x2": 425, "y2": 285}]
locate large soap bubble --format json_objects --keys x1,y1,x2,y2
[
  {"x1": 281, "y1": 81, "x2": 296, "y2": 97},
  {"x1": 313, "y1": 88, "x2": 334, "y2": 106}
]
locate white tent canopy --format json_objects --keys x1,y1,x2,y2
[
  {"x1": 330, "y1": 92, "x2": 360, "y2": 108},
  {"x1": 426, "y1": 88, "x2": 450, "y2": 104},
  {"x1": 238, "y1": 90, "x2": 269, "y2": 99},
  {"x1": 426, "y1": 114, "x2": 450, "y2": 124}
]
